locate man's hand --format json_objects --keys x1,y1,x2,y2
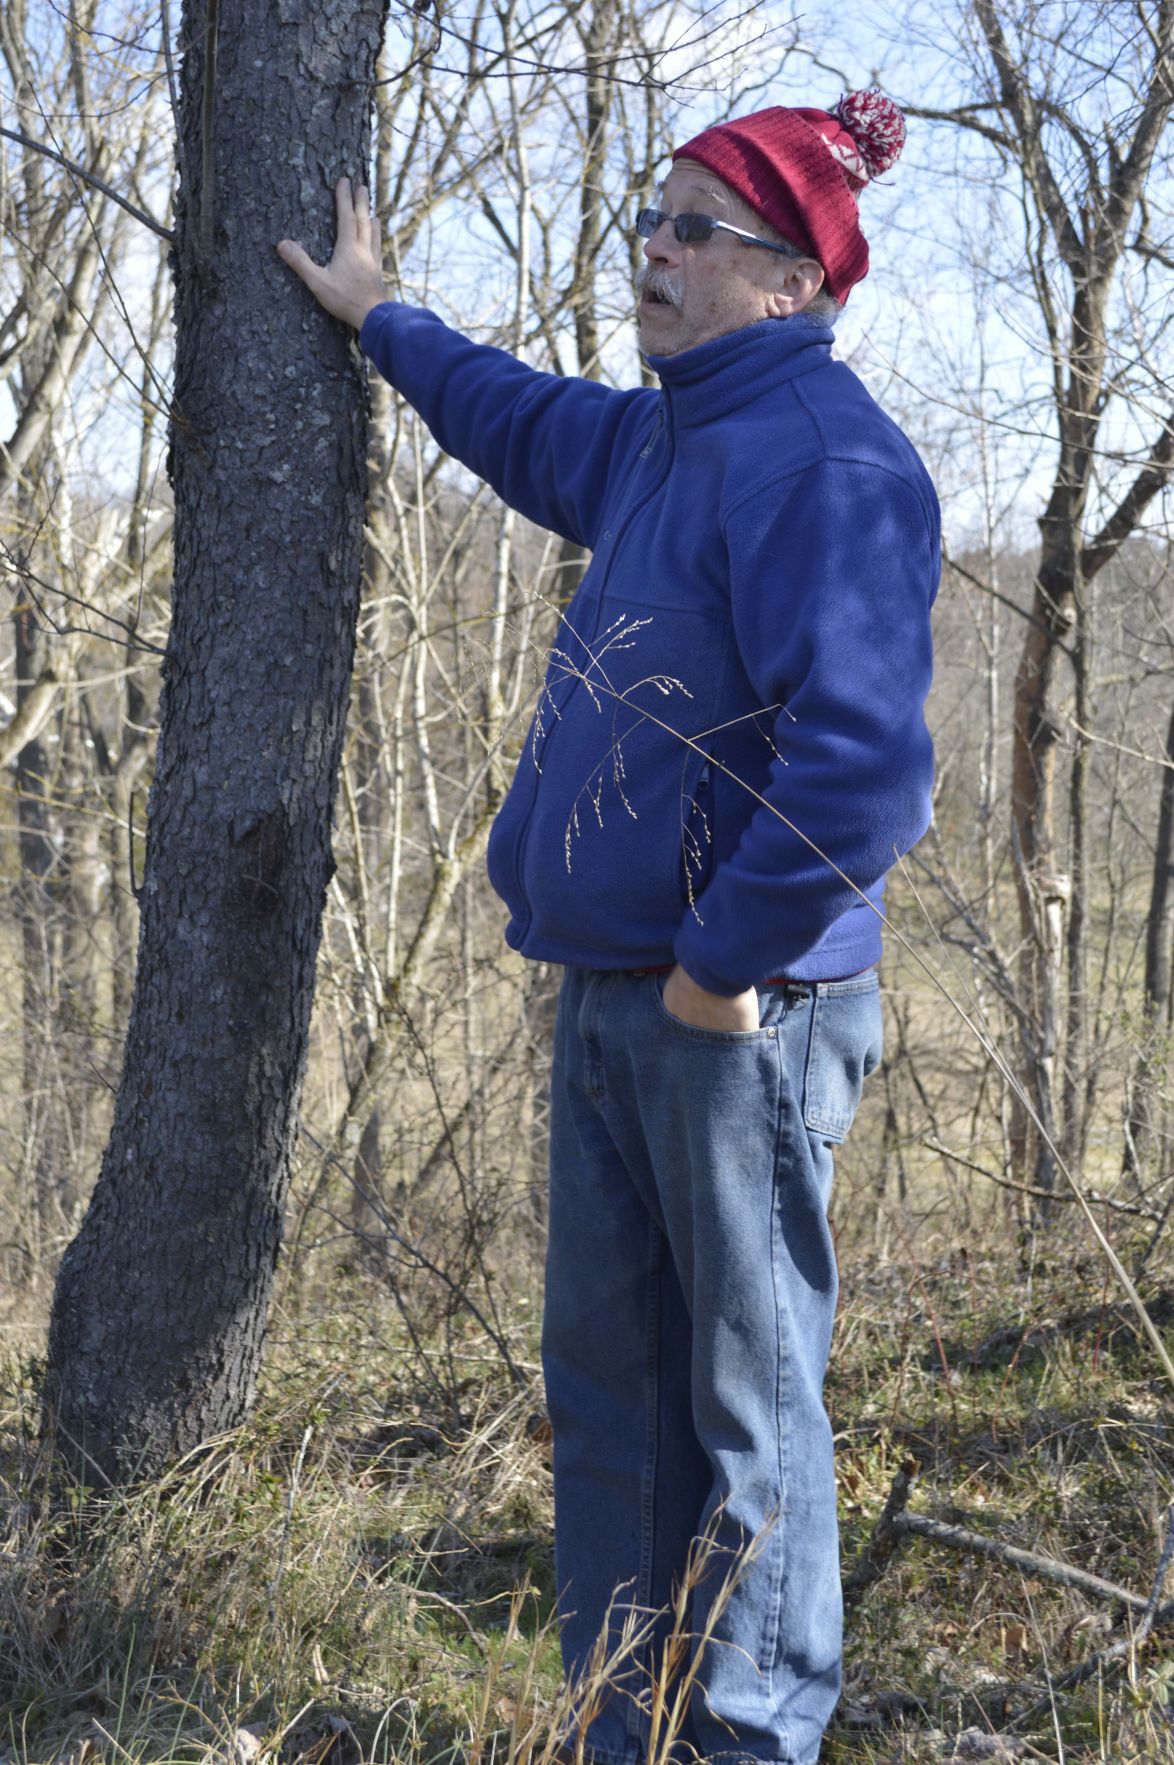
[
  {"x1": 277, "y1": 177, "x2": 387, "y2": 331},
  {"x1": 662, "y1": 964, "x2": 759, "y2": 1032}
]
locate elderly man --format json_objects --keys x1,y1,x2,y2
[{"x1": 279, "y1": 90, "x2": 937, "y2": 1765}]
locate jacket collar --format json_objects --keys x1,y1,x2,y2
[{"x1": 645, "y1": 314, "x2": 833, "y2": 427}]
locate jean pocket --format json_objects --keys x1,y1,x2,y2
[
  {"x1": 649, "y1": 971, "x2": 778, "y2": 1042},
  {"x1": 802, "y1": 978, "x2": 884, "y2": 1143}
]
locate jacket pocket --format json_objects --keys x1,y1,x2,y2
[{"x1": 802, "y1": 976, "x2": 884, "y2": 1143}]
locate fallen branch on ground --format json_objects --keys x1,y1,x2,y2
[
  {"x1": 892, "y1": 1511, "x2": 1149, "y2": 1611},
  {"x1": 844, "y1": 1463, "x2": 1149, "y2": 1616},
  {"x1": 842, "y1": 1457, "x2": 918, "y2": 1613}
]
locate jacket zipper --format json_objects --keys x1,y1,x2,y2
[{"x1": 509, "y1": 396, "x2": 671, "y2": 929}]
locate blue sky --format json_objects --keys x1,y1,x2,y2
[{"x1": 4, "y1": 0, "x2": 1171, "y2": 562}]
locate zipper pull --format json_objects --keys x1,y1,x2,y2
[{"x1": 639, "y1": 402, "x2": 665, "y2": 459}]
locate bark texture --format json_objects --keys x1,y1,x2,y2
[{"x1": 45, "y1": 0, "x2": 387, "y2": 1482}]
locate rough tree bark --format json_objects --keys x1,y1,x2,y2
[{"x1": 45, "y1": 0, "x2": 388, "y2": 1483}]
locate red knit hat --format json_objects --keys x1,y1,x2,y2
[{"x1": 671, "y1": 91, "x2": 906, "y2": 303}]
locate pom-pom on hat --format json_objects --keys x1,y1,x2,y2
[{"x1": 671, "y1": 91, "x2": 906, "y2": 303}]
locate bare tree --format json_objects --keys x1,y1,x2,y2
[
  {"x1": 44, "y1": 0, "x2": 387, "y2": 1483},
  {"x1": 909, "y1": 0, "x2": 1174, "y2": 1193}
]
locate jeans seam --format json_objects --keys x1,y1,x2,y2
[
  {"x1": 630, "y1": 1221, "x2": 661, "y2": 1750},
  {"x1": 764, "y1": 1030, "x2": 794, "y2": 1761}
]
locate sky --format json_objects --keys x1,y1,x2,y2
[
  {"x1": 4, "y1": 0, "x2": 1172, "y2": 561},
  {"x1": 368, "y1": 0, "x2": 1174, "y2": 554}
]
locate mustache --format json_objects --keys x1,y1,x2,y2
[{"x1": 635, "y1": 264, "x2": 684, "y2": 310}]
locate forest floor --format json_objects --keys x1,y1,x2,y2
[{"x1": 1, "y1": 1225, "x2": 1173, "y2": 1764}]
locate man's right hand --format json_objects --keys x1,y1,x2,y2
[{"x1": 277, "y1": 177, "x2": 387, "y2": 331}]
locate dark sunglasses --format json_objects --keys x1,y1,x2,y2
[{"x1": 635, "y1": 207, "x2": 794, "y2": 256}]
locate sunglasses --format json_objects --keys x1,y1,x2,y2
[{"x1": 634, "y1": 207, "x2": 794, "y2": 256}]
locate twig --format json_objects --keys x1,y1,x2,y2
[
  {"x1": 926, "y1": 1138, "x2": 1163, "y2": 1221},
  {"x1": 890, "y1": 1512, "x2": 1149, "y2": 1612},
  {"x1": 842, "y1": 1458, "x2": 919, "y2": 1613},
  {"x1": 0, "y1": 127, "x2": 173, "y2": 241},
  {"x1": 1135, "y1": 1503, "x2": 1174, "y2": 1649},
  {"x1": 1010, "y1": 1587, "x2": 1174, "y2": 1727},
  {"x1": 943, "y1": 547, "x2": 1069, "y2": 647},
  {"x1": 845, "y1": 1462, "x2": 1157, "y2": 1638}
]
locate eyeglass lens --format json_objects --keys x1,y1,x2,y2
[{"x1": 635, "y1": 208, "x2": 717, "y2": 245}]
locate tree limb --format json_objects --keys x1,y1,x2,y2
[
  {"x1": 0, "y1": 670, "x2": 61, "y2": 768},
  {"x1": 943, "y1": 549, "x2": 1071, "y2": 648},
  {"x1": 901, "y1": 102, "x2": 1013, "y2": 153},
  {"x1": 0, "y1": 127, "x2": 173, "y2": 241},
  {"x1": 926, "y1": 1137, "x2": 1164, "y2": 1220},
  {"x1": 843, "y1": 1458, "x2": 919, "y2": 1613},
  {"x1": 1080, "y1": 412, "x2": 1174, "y2": 581},
  {"x1": 1100, "y1": 0, "x2": 1174, "y2": 267},
  {"x1": 971, "y1": 0, "x2": 1086, "y2": 271},
  {"x1": 893, "y1": 1511, "x2": 1149, "y2": 1612}
]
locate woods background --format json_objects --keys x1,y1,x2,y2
[{"x1": 1, "y1": 0, "x2": 1173, "y2": 1761}]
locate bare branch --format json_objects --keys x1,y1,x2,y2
[
  {"x1": 971, "y1": 0, "x2": 1086, "y2": 270},
  {"x1": 0, "y1": 126, "x2": 173, "y2": 240},
  {"x1": 893, "y1": 1510, "x2": 1151, "y2": 1612},
  {"x1": 1101, "y1": 0, "x2": 1174, "y2": 266},
  {"x1": 902, "y1": 101, "x2": 1013, "y2": 153},
  {"x1": 0, "y1": 670, "x2": 62, "y2": 768},
  {"x1": 1081, "y1": 412, "x2": 1174, "y2": 580}
]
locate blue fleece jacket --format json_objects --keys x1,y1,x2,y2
[{"x1": 359, "y1": 302, "x2": 939, "y2": 992}]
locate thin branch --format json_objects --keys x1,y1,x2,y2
[
  {"x1": 943, "y1": 549, "x2": 1072, "y2": 650},
  {"x1": 926, "y1": 1138, "x2": 1163, "y2": 1221},
  {"x1": 971, "y1": 0, "x2": 1086, "y2": 270},
  {"x1": 1081, "y1": 411, "x2": 1174, "y2": 581},
  {"x1": 843, "y1": 1458, "x2": 919, "y2": 1613},
  {"x1": 891, "y1": 1511, "x2": 1150, "y2": 1612},
  {"x1": 0, "y1": 671, "x2": 62, "y2": 768},
  {"x1": 1064, "y1": 716, "x2": 1174, "y2": 776},
  {"x1": 0, "y1": 127, "x2": 173, "y2": 241},
  {"x1": 901, "y1": 101, "x2": 1014, "y2": 153}
]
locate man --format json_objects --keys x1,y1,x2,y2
[{"x1": 279, "y1": 90, "x2": 937, "y2": 1765}]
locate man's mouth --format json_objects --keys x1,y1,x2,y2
[{"x1": 636, "y1": 271, "x2": 682, "y2": 311}]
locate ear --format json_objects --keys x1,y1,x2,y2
[{"x1": 765, "y1": 257, "x2": 825, "y2": 318}]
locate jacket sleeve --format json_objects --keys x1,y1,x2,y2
[
  {"x1": 672, "y1": 458, "x2": 939, "y2": 995},
  {"x1": 359, "y1": 303, "x2": 649, "y2": 549}
]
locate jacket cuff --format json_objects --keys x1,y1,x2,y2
[{"x1": 358, "y1": 301, "x2": 397, "y2": 360}]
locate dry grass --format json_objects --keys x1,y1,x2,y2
[{"x1": 2, "y1": 1219, "x2": 1174, "y2": 1765}]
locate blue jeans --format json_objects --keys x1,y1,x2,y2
[{"x1": 542, "y1": 967, "x2": 883, "y2": 1765}]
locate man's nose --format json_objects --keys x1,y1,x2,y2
[{"x1": 643, "y1": 218, "x2": 680, "y2": 264}]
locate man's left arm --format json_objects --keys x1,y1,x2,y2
[{"x1": 673, "y1": 458, "x2": 939, "y2": 998}]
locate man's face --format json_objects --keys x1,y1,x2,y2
[{"x1": 635, "y1": 161, "x2": 804, "y2": 356}]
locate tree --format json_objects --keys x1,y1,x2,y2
[
  {"x1": 45, "y1": 0, "x2": 387, "y2": 1483},
  {"x1": 910, "y1": 0, "x2": 1174, "y2": 1193}
]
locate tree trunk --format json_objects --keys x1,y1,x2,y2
[
  {"x1": 45, "y1": 0, "x2": 387, "y2": 1484},
  {"x1": 14, "y1": 573, "x2": 70, "y2": 1254},
  {"x1": 1124, "y1": 691, "x2": 1174, "y2": 1182},
  {"x1": 1008, "y1": 563, "x2": 1073, "y2": 1194}
]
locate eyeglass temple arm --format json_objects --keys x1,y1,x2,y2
[{"x1": 711, "y1": 218, "x2": 795, "y2": 256}]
